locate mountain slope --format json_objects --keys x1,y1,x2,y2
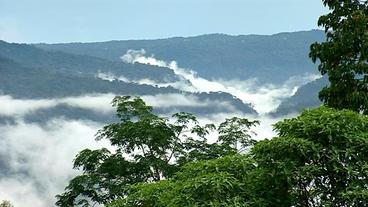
[
  {"x1": 0, "y1": 55, "x2": 257, "y2": 119},
  {"x1": 0, "y1": 56, "x2": 179, "y2": 98},
  {"x1": 0, "y1": 40, "x2": 178, "y2": 83},
  {"x1": 272, "y1": 77, "x2": 328, "y2": 116},
  {"x1": 35, "y1": 30, "x2": 325, "y2": 83}
]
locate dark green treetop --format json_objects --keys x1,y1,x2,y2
[
  {"x1": 55, "y1": 96, "x2": 258, "y2": 207},
  {"x1": 109, "y1": 107, "x2": 368, "y2": 207},
  {"x1": 310, "y1": 0, "x2": 368, "y2": 113},
  {"x1": 0, "y1": 201, "x2": 13, "y2": 207}
]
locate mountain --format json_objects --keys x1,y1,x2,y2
[
  {"x1": 272, "y1": 77, "x2": 328, "y2": 116},
  {"x1": 35, "y1": 30, "x2": 325, "y2": 84},
  {"x1": 0, "y1": 55, "x2": 179, "y2": 99},
  {"x1": 0, "y1": 41, "x2": 257, "y2": 121},
  {"x1": 0, "y1": 40, "x2": 178, "y2": 83},
  {"x1": 0, "y1": 31, "x2": 330, "y2": 207},
  {"x1": 0, "y1": 31, "x2": 329, "y2": 120}
]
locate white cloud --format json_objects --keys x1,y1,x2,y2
[
  {"x1": 216, "y1": 74, "x2": 320, "y2": 114},
  {"x1": 0, "y1": 95, "x2": 58, "y2": 117},
  {"x1": 120, "y1": 49, "x2": 320, "y2": 114},
  {"x1": 0, "y1": 93, "x2": 241, "y2": 119},
  {"x1": 140, "y1": 93, "x2": 234, "y2": 110},
  {"x1": 0, "y1": 94, "x2": 234, "y2": 206},
  {"x1": 61, "y1": 94, "x2": 116, "y2": 114},
  {"x1": 0, "y1": 94, "x2": 115, "y2": 118},
  {"x1": 0, "y1": 178, "x2": 46, "y2": 207},
  {"x1": 0, "y1": 93, "x2": 299, "y2": 206},
  {"x1": 196, "y1": 112, "x2": 296, "y2": 142},
  {"x1": 0, "y1": 119, "x2": 108, "y2": 207}
]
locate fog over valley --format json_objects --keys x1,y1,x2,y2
[
  {"x1": 0, "y1": 30, "x2": 327, "y2": 206},
  {"x1": 2, "y1": 0, "x2": 366, "y2": 206}
]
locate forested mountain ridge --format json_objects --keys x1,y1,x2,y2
[
  {"x1": 273, "y1": 77, "x2": 328, "y2": 116},
  {"x1": 0, "y1": 40, "x2": 178, "y2": 83},
  {"x1": 35, "y1": 30, "x2": 325, "y2": 83},
  {"x1": 0, "y1": 55, "x2": 180, "y2": 99},
  {"x1": 0, "y1": 30, "x2": 328, "y2": 118},
  {"x1": 0, "y1": 41, "x2": 257, "y2": 121}
]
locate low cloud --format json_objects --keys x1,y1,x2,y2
[
  {"x1": 196, "y1": 112, "x2": 297, "y2": 142},
  {"x1": 216, "y1": 75, "x2": 320, "y2": 114},
  {"x1": 0, "y1": 94, "x2": 115, "y2": 118},
  {"x1": 1, "y1": 49, "x2": 312, "y2": 205},
  {"x1": 62, "y1": 94, "x2": 116, "y2": 114},
  {"x1": 0, "y1": 93, "x2": 298, "y2": 206},
  {"x1": 120, "y1": 49, "x2": 320, "y2": 114},
  {"x1": 140, "y1": 93, "x2": 234, "y2": 110},
  {"x1": 0, "y1": 95, "x2": 58, "y2": 117},
  {"x1": 0, "y1": 93, "x2": 242, "y2": 120},
  {"x1": 0, "y1": 119, "x2": 107, "y2": 207},
  {"x1": 0, "y1": 93, "x2": 213, "y2": 206}
]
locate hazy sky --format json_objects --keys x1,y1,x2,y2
[{"x1": 0, "y1": 0, "x2": 328, "y2": 43}]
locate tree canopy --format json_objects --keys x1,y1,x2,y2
[
  {"x1": 109, "y1": 107, "x2": 368, "y2": 207},
  {"x1": 55, "y1": 96, "x2": 258, "y2": 207},
  {"x1": 0, "y1": 201, "x2": 13, "y2": 207},
  {"x1": 55, "y1": 1, "x2": 368, "y2": 206},
  {"x1": 310, "y1": 0, "x2": 368, "y2": 113},
  {"x1": 254, "y1": 107, "x2": 368, "y2": 206}
]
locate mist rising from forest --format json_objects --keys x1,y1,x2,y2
[
  {"x1": 119, "y1": 49, "x2": 320, "y2": 114},
  {"x1": 0, "y1": 48, "x2": 316, "y2": 206},
  {"x1": 0, "y1": 90, "x2": 298, "y2": 206}
]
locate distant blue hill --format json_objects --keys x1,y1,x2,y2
[
  {"x1": 0, "y1": 30, "x2": 328, "y2": 119},
  {"x1": 272, "y1": 77, "x2": 328, "y2": 116},
  {"x1": 0, "y1": 41, "x2": 256, "y2": 122},
  {"x1": 35, "y1": 30, "x2": 325, "y2": 84}
]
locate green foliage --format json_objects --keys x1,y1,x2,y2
[
  {"x1": 310, "y1": 0, "x2": 368, "y2": 113},
  {"x1": 254, "y1": 107, "x2": 368, "y2": 206},
  {"x1": 0, "y1": 201, "x2": 13, "y2": 207},
  {"x1": 35, "y1": 30, "x2": 325, "y2": 84},
  {"x1": 56, "y1": 96, "x2": 258, "y2": 207},
  {"x1": 109, "y1": 155, "x2": 256, "y2": 207},
  {"x1": 0, "y1": 55, "x2": 179, "y2": 99},
  {"x1": 110, "y1": 107, "x2": 368, "y2": 207},
  {"x1": 0, "y1": 40, "x2": 178, "y2": 83},
  {"x1": 0, "y1": 50, "x2": 256, "y2": 118},
  {"x1": 218, "y1": 117, "x2": 259, "y2": 150}
]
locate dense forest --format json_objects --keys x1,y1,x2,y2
[
  {"x1": 35, "y1": 30, "x2": 325, "y2": 84},
  {"x1": 52, "y1": 0, "x2": 368, "y2": 206},
  {"x1": 1, "y1": 0, "x2": 368, "y2": 206}
]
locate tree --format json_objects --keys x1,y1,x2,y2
[
  {"x1": 110, "y1": 107, "x2": 368, "y2": 207},
  {"x1": 253, "y1": 107, "x2": 368, "y2": 206},
  {"x1": 110, "y1": 155, "x2": 256, "y2": 207},
  {"x1": 56, "y1": 96, "x2": 258, "y2": 207},
  {"x1": 0, "y1": 201, "x2": 13, "y2": 207},
  {"x1": 310, "y1": 0, "x2": 368, "y2": 114}
]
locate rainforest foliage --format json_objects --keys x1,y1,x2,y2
[
  {"x1": 57, "y1": 98, "x2": 368, "y2": 206},
  {"x1": 106, "y1": 107, "x2": 368, "y2": 207},
  {"x1": 56, "y1": 96, "x2": 259, "y2": 206},
  {"x1": 57, "y1": 0, "x2": 368, "y2": 206},
  {"x1": 310, "y1": 0, "x2": 368, "y2": 113}
]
